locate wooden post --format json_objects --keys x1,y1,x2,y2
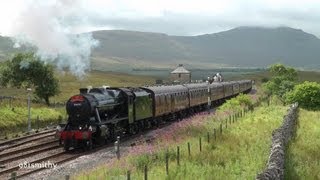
[
  {"x1": 127, "y1": 170, "x2": 131, "y2": 180},
  {"x1": 65, "y1": 175, "x2": 70, "y2": 180},
  {"x1": 207, "y1": 132, "x2": 210, "y2": 143},
  {"x1": 37, "y1": 116, "x2": 40, "y2": 130},
  {"x1": 166, "y1": 149, "x2": 169, "y2": 175},
  {"x1": 114, "y1": 137, "x2": 120, "y2": 160},
  {"x1": 9, "y1": 97, "x2": 12, "y2": 108},
  {"x1": 10, "y1": 172, "x2": 17, "y2": 180},
  {"x1": 188, "y1": 142, "x2": 191, "y2": 157},
  {"x1": 225, "y1": 119, "x2": 227, "y2": 129},
  {"x1": 177, "y1": 146, "x2": 180, "y2": 166},
  {"x1": 199, "y1": 137, "x2": 202, "y2": 152},
  {"x1": 144, "y1": 165, "x2": 148, "y2": 180}
]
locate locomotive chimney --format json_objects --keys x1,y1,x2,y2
[{"x1": 79, "y1": 88, "x2": 88, "y2": 94}]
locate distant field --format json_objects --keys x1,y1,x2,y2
[
  {"x1": 0, "y1": 70, "x2": 156, "y2": 103},
  {"x1": 229, "y1": 70, "x2": 320, "y2": 85}
]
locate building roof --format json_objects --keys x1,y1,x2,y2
[{"x1": 171, "y1": 64, "x2": 190, "y2": 74}]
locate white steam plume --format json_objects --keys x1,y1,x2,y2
[{"x1": 11, "y1": 0, "x2": 99, "y2": 78}]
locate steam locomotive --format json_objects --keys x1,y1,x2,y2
[{"x1": 59, "y1": 80, "x2": 252, "y2": 151}]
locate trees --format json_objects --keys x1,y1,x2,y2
[
  {"x1": 0, "y1": 52, "x2": 60, "y2": 105},
  {"x1": 285, "y1": 81, "x2": 320, "y2": 110},
  {"x1": 263, "y1": 64, "x2": 297, "y2": 102},
  {"x1": 263, "y1": 63, "x2": 320, "y2": 110}
]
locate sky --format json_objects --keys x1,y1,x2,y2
[{"x1": 1, "y1": 0, "x2": 320, "y2": 37}]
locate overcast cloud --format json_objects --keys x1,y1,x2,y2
[{"x1": 1, "y1": 0, "x2": 320, "y2": 36}]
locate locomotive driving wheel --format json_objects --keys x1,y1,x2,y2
[
  {"x1": 129, "y1": 123, "x2": 139, "y2": 135},
  {"x1": 64, "y1": 140, "x2": 70, "y2": 151}
]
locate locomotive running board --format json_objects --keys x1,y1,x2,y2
[{"x1": 97, "y1": 117, "x2": 128, "y2": 125}]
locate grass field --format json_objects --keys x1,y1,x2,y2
[
  {"x1": 0, "y1": 105, "x2": 64, "y2": 137},
  {"x1": 75, "y1": 99, "x2": 287, "y2": 180},
  {"x1": 229, "y1": 70, "x2": 320, "y2": 87},
  {"x1": 285, "y1": 109, "x2": 320, "y2": 179}
]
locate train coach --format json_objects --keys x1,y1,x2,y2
[{"x1": 59, "y1": 80, "x2": 252, "y2": 151}]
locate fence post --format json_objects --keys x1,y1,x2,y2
[
  {"x1": 207, "y1": 132, "x2": 210, "y2": 143},
  {"x1": 188, "y1": 142, "x2": 191, "y2": 157},
  {"x1": 166, "y1": 149, "x2": 169, "y2": 175},
  {"x1": 9, "y1": 97, "x2": 12, "y2": 108},
  {"x1": 225, "y1": 119, "x2": 227, "y2": 129},
  {"x1": 10, "y1": 172, "x2": 17, "y2": 180},
  {"x1": 127, "y1": 170, "x2": 131, "y2": 180},
  {"x1": 144, "y1": 165, "x2": 148, "y2": 180},
  {"x1": 199, "y1": 137, "x2": 202, "y2": 152},
  {"x1": 65, "y1": 175, "x2": 70, "y2": 180},
  {"x1": 177, "y1": 146, "x2": 180, "y2": 166},
  {"x1": 37, "y1": 116, "x2": 40, "y2": 130},
  {"x1": 114, "y1": 138, "x2": 120, "y2": 160}
]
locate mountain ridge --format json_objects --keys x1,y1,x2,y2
[{"x1": 1, "y1": 26, "x2": 320, "y2": 70}]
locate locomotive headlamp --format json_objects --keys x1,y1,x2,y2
[{"x1": 56, "y1": 125, "x2": 62, "y2": 131}]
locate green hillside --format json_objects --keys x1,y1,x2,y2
[{"x1": 1, "y1": 27, "x2": 320, "y2": 71}]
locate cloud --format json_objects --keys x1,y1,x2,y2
[{"x1": 77, "y1": 0, "x2": 320, "y2": 36}]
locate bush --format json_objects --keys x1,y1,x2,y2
[
  {"x1": 219, "y1": 94, "x2": 253, "y2": 112},
  {"x1": 285, "y1": 81, "x2": 320, "y2": 110}
]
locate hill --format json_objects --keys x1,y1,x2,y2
[
  {"x1": 1, "y1": 27, "x2": 320, "y2": 70},
  {"x1": 90, "y1": 27, "x2": 320, "y2": 70}
]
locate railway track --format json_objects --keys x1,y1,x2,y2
[
  {"x1": 0, "y1": 114, "x2": 202, "y2": 179},
  {"x1": 0, "y1": 142, "x2": 60, "y2": 164},
  {"x1": 0, "y1": 124, "x2": 164, "y2": 179},
  {"x1": 0, "y1": 129, "x2": 56, "y2": 151},
  {"x1": 0, "y1": 151, "x2": 80, "y2": 179}
]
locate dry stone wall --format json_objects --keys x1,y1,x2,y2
[{"x1": 256, "y1": 103, "x2": 299, "y2": 180}]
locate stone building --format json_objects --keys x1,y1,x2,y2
[{"x1": 170, "y1": 64, "x2": 191, "y2": 83}]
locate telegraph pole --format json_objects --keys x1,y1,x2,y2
[
  {"x1": 207, "y1": 77, "x2": 211, "y2": 114},
  {"x1": 27, "y1": 88, "x2": 32, "y2": 132}
]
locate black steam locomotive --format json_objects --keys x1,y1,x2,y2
[{"x1": 59, "y1": 80, "x2": 252, "y2": 151}]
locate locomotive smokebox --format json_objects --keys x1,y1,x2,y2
[{"x1": 66, "y1": 95, "x2": 92, "y2": 121}]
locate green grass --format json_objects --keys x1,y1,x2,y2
[
  {"x1": 230, "y1": 70, "x2": 320, "y2": 86},
  {"x1": 76, "y1": 102, "x2": 287, "y2": 180},
  {"x1": 0, "y1": 105, "x2": 64, "y2": 137},
  {"x1": 285, "y1": 109, "x2": 320, "y2": 180}
]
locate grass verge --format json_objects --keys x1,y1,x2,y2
[
  {"x1": 0, "y1": 106, "x2": 63, "y2": 137},
  {"x1": 285, "y1": 109, "x2": 320, "y2": 179},
  {"x1": 76, "y1": 102, "x2": 287, "y2": 180}
]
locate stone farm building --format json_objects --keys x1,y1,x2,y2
[{"x1": 170, "y1": 64, "x2": 191, "y2": 83}]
